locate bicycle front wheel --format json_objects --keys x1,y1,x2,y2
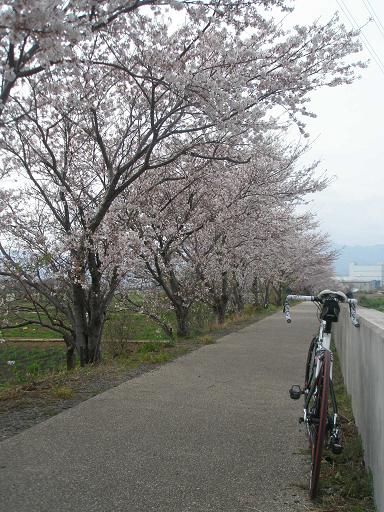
[{"x1": 308, "y1": 350, "x2": 331, "y2": 499}]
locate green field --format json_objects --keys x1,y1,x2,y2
[
  {"x1": 0, "y1": 309, "x2": 63, "y2": 340},
  {"x1": 0, "y1": 293, "x2": 221, "y2": 342},
  {"x1": 0, "y1": 302, "x2": 274, "y2": 391},
  {"x1": 358, "y1": 295, "x2": 384, "y2": 313},
  {"x1": 0, "y1": 309, "x2": 173, "y2": 388},
  {"x1": 0, "y1": 310, "x2": 171, "y2": 341},
  {"x1": 0, "y1": 344, "x2": 66, "y2": 388},
  {"x1": 0, "y1": 325, "x2": 61, "y2": 339},
  {"x1": 103, "y1": 311, "x2": 172, "y2": 342}
]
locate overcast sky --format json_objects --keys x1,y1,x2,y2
[{"x1": 288, "y1": 0, "x2": 384, "y2": 247}]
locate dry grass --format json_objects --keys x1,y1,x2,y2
[
  {"x1": 199, "y1": 335, "x2": 215, "y2": 345},
  {"x1": 51, "y1": 386, "x2": 74, "y2": 399}
]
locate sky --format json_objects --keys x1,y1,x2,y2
[{"x1": 286, "y1": 0, "x2": 384, "y2": 247}]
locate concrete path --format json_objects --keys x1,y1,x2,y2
[{"x1": 0, "y1": 304, "x2": 318, "y2": 512}]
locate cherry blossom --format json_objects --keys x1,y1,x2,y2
[{"x1": 0, "y1": 2, "x2": 364, "y2": 365}]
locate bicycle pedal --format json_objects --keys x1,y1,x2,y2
[
  {"x1": 299, "y1": 417, "x2": 304, "y2": 424},
  {"x1": 289, "y1": 385, "x2": 302, "y2": 400},
  {"x1": 330, "y1": 440, "x2": 343, "y2": 454}
]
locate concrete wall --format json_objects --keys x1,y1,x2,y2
[{"x1": 333, "y1": 306, "x2": 384, "y2": 512}]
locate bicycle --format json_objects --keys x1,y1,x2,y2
[{"x1": 283, "y1": 290, "x2": 360, "y2": 499}]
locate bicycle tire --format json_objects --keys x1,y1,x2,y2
[{"x1": 309, "y1": 350, "x2": 331, "y2": 499}]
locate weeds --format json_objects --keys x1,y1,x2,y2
[
  {"x1": 138, "y1": 352, "x2": 172, "y2": 364},
  {"x1": 313, "y1": 345, "x2": 376, "y2": 511},
  {"x1": 136, "y1": 342, "x2": 165, "y2": 354},
  {"x1": 0, "y1": 345, "x2": 65, "y2": 386}
]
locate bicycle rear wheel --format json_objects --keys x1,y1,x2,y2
[
  {"x1": 304, "y1": 336, "x2": 317, "y2": 389},
  {"x1": 308, "y1": 350, "x2": 331, "y2": 499}
]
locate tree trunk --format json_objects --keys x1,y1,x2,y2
[
  {"x1": 263, "y1": 281, "x2": 270, "y2": 308},
  {"x1": 72, "y1": 283, "x2": 88, "y2": 366},
  {"x1": 175, "y1": 305, "x2": 190, "y2": 337},
  {"x1": 86, "y1": 310, "x2": 105, "y2": 363},
  {"x1": 72, "y1": 282, "x2": 106, "y2": 366},
  {"x1": 213, "y1": 302, "x2": 226, "y2": 324},
  {"x1": 87, "y1": 342, "x2": 101, "y2": 363},
  {"x1": 232, "y1": 275, "x2": 244, "y2": 313},
  {"x1": 66, "y1": 347, "x2": 76, "y2": 370},
  {"x1": 272, "y1": 284, "x2": 283, "y2": 306},
  {"x1": 63, "y1": 334, "x2": 76, "y2": 370},
  {"x1": 252, "y1": 276, "x2": 261, "y2": 308},
  {"x1": 212, "y1": 271, "x2": 229, "y2": 324}
]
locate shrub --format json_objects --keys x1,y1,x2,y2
[{"x1": 102, "y1": 314, "x2": 136, "y2": 357}]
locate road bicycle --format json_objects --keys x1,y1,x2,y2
[{"x1": 283, "y1": 290, "x2": 360, "y2": 499}]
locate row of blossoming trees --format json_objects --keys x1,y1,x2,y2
[{"x1": 0, "y1": 1, "x2": 363, "y2": 367}]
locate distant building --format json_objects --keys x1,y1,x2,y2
[
  {"x1": 348, "y1": 263, "x2": 384, "y2": 284},
  {"x1": 338, "y1": 278, "x2": 380, "y2": 292},
  {"x1": 337, "y1": 262, "x2": 384, "y2": 291}
]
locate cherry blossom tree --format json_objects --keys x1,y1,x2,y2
[
  {"x1": 126, "y1": 139, "x2": 328, "y2": 331},
  {"x1": 0, "y1": 1, "x2": 365, "y2": 365},
  {"x1": 246, "y1": 212, "x2": 337, "y2": 305},
  {"x1": 0, "y1": 186, "x2": 139, "y2": 367},
  {"x1": 0, "y1": 0, "x2": 291, "y2": 120},
  {"x1": 124, "y1": 159, "x2": 226, "y2": 336}
]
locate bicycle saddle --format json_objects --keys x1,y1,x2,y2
[{"x1": 317, "y1": 289, "x2": 347, "y2": 302}]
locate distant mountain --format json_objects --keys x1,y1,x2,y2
[{"x1": 333, "y1": 245, "x2": 384, "y2": 276}]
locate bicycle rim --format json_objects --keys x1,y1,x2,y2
[{"x1": 309, "y1": 350, "x2": 330, "y2": 499}]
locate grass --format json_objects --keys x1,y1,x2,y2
[
  {"x1": 104, "y1": 305, "x2": 175, "y2": 343},
  {"x1": 138, "y1": 352, "x2": 172, "y2": 364},
  {"x1": 135, "y1": 341, "x2": 173, "y2": 364},
  {"x1": 136, "y1": 342, "x2": 169, "y2": 353},
  {"x1": 0, "y1": 344, "x2": 66, "y2": 389},
  {"x1": 206, "y1": 304, "x2": 277, "y2": 335},
  {"x1": 311, "y1": 344, "x2": 376, "y2": 511},
  {"x1": 0, "y1": 310, "x2": 170, "y2": 342},
  {"x1": 0, "y1": 309, "x2": 64, "y2": 339},
  {"x1": 0, "y1": 325, "x2": 61, "y2": 340},
  {"x1": 358, "y1": 295, "x2": 384, "y2": 313}
]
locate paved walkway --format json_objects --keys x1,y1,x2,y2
[{"x1": 0, "y1": 304, "x2": 317, "y2": 512}]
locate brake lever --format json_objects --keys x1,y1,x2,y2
[
  {"x1": 283, "y1": 302, "x2": 291, "y2": 323},
  {"x1": 349, "y1": 303, "x2": 360, "y2": 328}
]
